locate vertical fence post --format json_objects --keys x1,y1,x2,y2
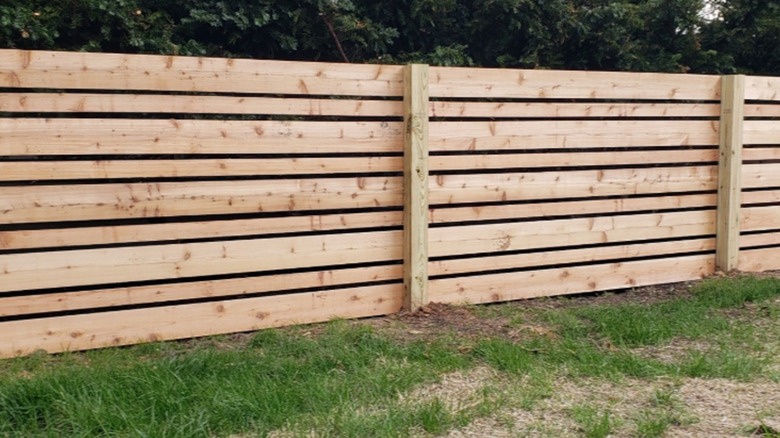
[
  {"x1": 402, "y1": 64, "x2": 429, "y2": 311},
  {"x1": 716, "y1": 75, "x2": 745, "y2": 272}
]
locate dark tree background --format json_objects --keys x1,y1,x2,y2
[{"x1": 1, "y1": 0, "x2": 777, "y2": 75}]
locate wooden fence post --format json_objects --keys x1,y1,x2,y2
[
  {"x1": 402, "y1": 64, "x2": 429, "y2": 311},
  {"x1": 716, "y1": 75, "x2": 745, "y2": 272}
]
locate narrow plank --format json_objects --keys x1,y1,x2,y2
[
  {"x1": 743, "y1": 147, "x2": 780, "y2": 161},
  {"x1": 430, "y1": 238, "x2": 715, "y2": 276},
  {"x1": 0, "y1": 283, "x2": 403, "y2": 358},
  {"x1": 0, "y1": 265, "x2": 402, "y2": 317},
  {"x1": 430, "y1": 101, "x2": 720, "y2": 118},
  {"x1": 429, "y1": 150, "x2": 717, "y2": 171},
  {"x1": 745, "y1": 76, "x2": 780, "y2": 102},
  {"x1": 0, "y1": 119, "x2": 403, "y2": 155},
  {"x1": 0, "y1": 177, "x2": 402, "y2": 224},
  {"x1": 429, "y1": 120, "x2": 719, "y2": 151},
  {"x1": 402, "y1": 64, "x2": 430, "y2": 310},
  {"x1": 741, "y1": 206, "x2": 780, "y2": 232},
  {"x1": 744, "y1": 120, "x2": 780, "y2": 145},
  {"x1": 715, "y1": 75, "x2": 745, "y2": 272},
  {"x1": 430, "y1": 255, "x2": 715, "y2": 304},
  {"x1": 742, "y1": 190, "x2": 780, "y2": 205},
  {"x1": 0, "y1": 49, "x2": 404, "y2": 96},
  {"x1": 428, "y1": 66, "x2": 720, "y2": 100},
  {"x1": 738, "y1": 247, "x2": 780, "y2": 272},
  {"x1": 0, "y1": 157, "x2": 402, "y2": 181},
  {"x1": 741, "y1": 231, "x2": 780, "y2": 248},
  {"x1": 0, "y1": 211, "x2": 402, "y2": 251},
  {"x1": 0, "y1": 230, "x2": 402, "y2": 292},
  {"x1": 429, "y1": 194, "x2": 717, "y2": 224},
  {"x1": 744, "y1": 104, "x2": 780, "y2": 118},
  {"x1": 428, "y1": 166, "x2": 717, "y2": 205},
  {"x1": 428, "y1": 210, "x2": 715, "y2": 258},
  {"x1": 743, "y1": 163, "x2": 780, "y2": 189},
  {"x1": 0, "y1": 93, "x2": 402, "y2": 116}
]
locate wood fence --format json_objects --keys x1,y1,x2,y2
[{"x1": 0, "y1": 49, "x2": 778, "y2": 357}]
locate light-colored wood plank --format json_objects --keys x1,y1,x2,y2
[
  {"x1": 0, "y1": 211, "x2": 402, "y2": 251},
  {"x1": 741, "y1": 231, "x2": 780, "y2": 248},
  {"x1": 428, "y1": 66, "x2": 720, "y2": 100},
  {"x1": 429, "y1": 166, "x2": 717, "y2": 205},
  {"x1": 430, "y1": 238, "x2": 715, "y2": 276},
  {"x1": 0, "y1": 49, "x2": 403, "y2": 96},
  {"x1": 429, "y1": 150, "x2": 717, "y2": 171},
  {"x1": 429, "y1": 194, "x2": 717, "y2": 224},
  {"x1": 716, "y1": 75, "x2": 745, "y2": 272},
  {"x1": 0, "y1": 119, "x2": 403, "y2": 155},
  {"x1": 429, "y1": 120, "x2": 719, "y2": 151},
  {"x1": 743, "y1": 147, "x2": 780, "y2": 161},
  {"x1": 0, "y1": 265, "x2": 402, "y2": 317},
  {"x1": 0, "y1": 230, "x2": 401, "y2": 292},
  {"x1": 402, "y1": 64, "x2": 429, "y2": 311},
  {"x1": 0, "y1": 93, "x2": 402, "y2": 116},
  {"x1": 745, "y1": 76, "x2": 780, "y2": 102},
  {"x1": 742, "y1": 163, "x2": 780, "y2": 188},
  {"x1": 0, "y1": 157, "x2": 402, "y2": 181},
  {"x1": 744, "y1": 104, "x2": 780, "y2": 118},
  {"x1": 430, "y1": 255, "x2": 714, "y2": 304},
  {"x1": 0, "y1": 177, "x2": 402, "y2": 224},
  {"x1": 741, "y1": 206, "x2": 780, "y2": 232},
  {"x1": 738, "y1": 247, "x2": 780, "y2": 272},
  {"x1": 0, "y1": 283, "x2": 403, "y2": 358},
  {"x1": 429, "y1": 210, "x2": 715, "y2": 258},
  {"x1": 742, "y1": 190, "x2": 780, "y2": 205},
  {"x1": 744, "y1": 120, "x2": 780, "y2": 145},
  {"x1": 430, "y1": 101, "x2": 720, "y2": 118}
]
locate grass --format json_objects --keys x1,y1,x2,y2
[{"x1": 1, "y1": 275, "x2": 779, "y2": 437}]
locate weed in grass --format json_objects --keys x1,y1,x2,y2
[{"x1": 571, "y1": 405, "x2": 618, "y2": 438}]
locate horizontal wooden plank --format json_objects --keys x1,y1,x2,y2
[
  {"x1": 429, "y1": 120, "x2": 719, "y2": 151},
  {"x1": 0, "y1": 49, "x2": 403, "y2": 97},
  {"x1": 741, "y1": 206, "x2": 780, "y2": 232},
  {"x1": 0, "y1": 211, "x2": 402, "y2": 251},
  {"x1": 430, "y1": 254, "x2": 714, "y2": 304},
  {"x1": 0, "y1": 230, "x2": 401, "y2": 292},
  {"x1": 0, "y1": 93, "x2": 402, "y2": 117},
  {"x1": 0, "y1": 177, "x2": 402, "y2": 224},
  {"x1": 738, "y1": 247, "x2": 780, "y2": 272},
  {"x1": 741, "y1": 231, "x2": 780, "y2": 248},
  {"x1": 429, "y1": 166, "x2": 717, "y2": 205},
  {"x1": 743, "y1": 163, "x2": 780, "y2": 189},
  {"x1": 430, "y1": 238, "x2": 714, "y2": 276},
  {"x1": 0, "y1": 283, "x2": 403, "y2": 358},
  {"x1": 429, "y1": 150, "x2": 716, "y2": 171},
  {"x1": 430, "y1": 101, "x2": 720, "y2": 118},
  {"x1": 0, "y1": 119, "x2": 403, "y2": 156},
  {"x1": 742, "y1": 190, "x2": 780, "y2": 205},
  {"x1": 429, "y1": 193, "x2": 716, "y2": 224},
  {"x1": 744, "y1": 104, "x2": 780, "y2": 118},
  {"x1": 744, "y1": 121, "x2": 780, "y2": 145},
  {"x1": 745, "y1": 76, "x2": 780, "y2": 102},
  {"x1": 0, "y1": 157, "x2": 402, "y2": 181},
  {"x1": 743, "y1": 147, "x2": 780, "y2": 161},
  {"x1": 0, "y1": 264, "x2": 402, "y2": 317},
  {"x1": 429, "y1": 210, "x2": 715, "y2": 258},
  {"x1": 428, "y1": 66, "x2": 720, "y2": 100}
]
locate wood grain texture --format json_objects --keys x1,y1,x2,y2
[
  {"x1": 743, "y1": 148, "x2": 780, "y2": 161},
  {"x1": 429, "y1": 194, "x2": 717, "y2": 224},
  {"x1": 0, "y1": 93, "x2": 402, "y2": 116},
  {"x1": 745, "y1": 76, "x2": 780, "y2": 101},
  {"x1": 430, "y1": 238, "x2": 715, "y2": 276},
  {"x1": 741, "y1": 231, "x2": 780, "y2": 248},
  {"x1": 744, "y1": 121, "x2": 780, "y2": 145},
  {"x1": 0, "y1": 119, "x2": 403, "y2": 155},
  {"x1": 742, "y1": 163, "x2": 780, "y2": 188},
  {"x1": 738, "y1": 247, "x2": 780, "y2": 272},
  {"x1": 744, "y1": 104, "x2": 780, "y2": 117},
  {"x1": 0, "y1": 157, "x2": 402, "y2": 181},
  {"x1": 430, "y1": 255, "x2": 714, "y2": 304},
  {"x1": 0, "y1": 265, "x2": 402, "y2": 317},
  {"x1": 430, "y1": 101, "x2": 720, "y2": 118},
  {"x1": 742, "y1": 190, "x2": 780, "y2": 205},
  {"x1": 0, "y1": 230, "x2": 401, "y2": 292},
  {"x1": 428, "y1": 120, "x2": 719, "y2": 151},
  {"x1": 428, "y1": 66, "x2": 720, "y2": 100},
  {"x1": 0, "y1": 49, "x2": 403, "y2": 96},
  {"x1": 0, "y1": 284, "x2": 403, "y2": 358},
  {"x1": 429, "y1": 210, "x2": 715, "y2": 258},
  {"x1": 741, "y1": 206, "x2": 780, "y2": 232},
  {"x1": 428, "y1": 166, "x2": 717, "y2": 205},
  {"x1": 0, "y1": 177, "x2": 402, "y2": 224}
]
